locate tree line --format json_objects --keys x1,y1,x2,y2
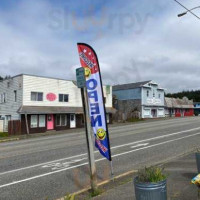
[
  {"x1": 0, "y1": 75, "x2": 11, "y2": 81},
  {"x1": 166, "y1": 90, "x2": 200, "y2": 102}
]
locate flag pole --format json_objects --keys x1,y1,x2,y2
[
  {"x1": 110, "y1": 160, "x2": 114, "y2": 179},
  {"x1": 81, "y1": 87, "x2": 97, "y2": 192}
]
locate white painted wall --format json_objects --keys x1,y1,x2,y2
[
  {"x1": 0, "y1": 120, "x2": 3, "y2": 132},
  {"x1": 23, "y1": 75, "x2": 82, "y2": 107},
  {"x1": 103, "y1": 85, "x2": 112, "y2": 108},
  {"x1": 141, "y1": 81, "x2": 165, "y2": 118},
  {"x1": 23, "y1": 75, "x2": 112, "y2": 108}
]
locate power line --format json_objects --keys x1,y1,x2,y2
[{"x1": 174, "y1": 0, "x2": 200, "y2": 20}]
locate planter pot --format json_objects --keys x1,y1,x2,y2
[
  {"x1": 134, "y1": 177, "x2": 167, "y2": 200},
  {"x1": 196, "y1": 152, "x2": 200, "y2": 173}
]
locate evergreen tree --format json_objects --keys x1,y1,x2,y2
[{"x1": 166, "y1": 90, "x2": 200, "y2": 102}]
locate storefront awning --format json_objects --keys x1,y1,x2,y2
[{"x1": 18, "y1": 106, "x2": 117, "y2": 114}]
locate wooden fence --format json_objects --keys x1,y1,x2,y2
[{"x1": 8, "y1": 120, "x2": 21, "y2": 135}]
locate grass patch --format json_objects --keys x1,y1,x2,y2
[
  {"x1": 0, "y1": 132, "x2": 8, "y2": 137},
  {"x1": 82, "y1": 188, "x2": 103, "y2": 199},
  {"x1": 64, "y1": 193, "x2": 75, "y2": 200},
  {"x1": 89, "y1": 188, "x2": 103, "y2": 198}
]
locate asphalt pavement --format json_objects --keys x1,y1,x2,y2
[{"x1": 0, "y1": 117, "x2": 200, "y2": 200}]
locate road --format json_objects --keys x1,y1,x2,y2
[{"x1": 0, "y1": 117, "x2": 200, "y2": 200}]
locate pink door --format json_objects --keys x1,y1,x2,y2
[{"x1": 47, "y1": 114, "x2": 54, "y2": 130}]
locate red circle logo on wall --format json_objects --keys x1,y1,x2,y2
[{"x1": 46, "y1": 93, "x2": 57, "y2": 101}]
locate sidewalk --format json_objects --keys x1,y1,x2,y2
[{"x1": 94, "y1": 153, "x2": 198, "y2": 200}]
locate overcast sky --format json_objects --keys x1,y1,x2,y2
[{"x1": 0, "y1": 0, "x2": 200, "y2": 92}]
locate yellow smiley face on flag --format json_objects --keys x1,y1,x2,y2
[
  {"x1": 84, "y1": 67, "x2": 91, "y2": 78},
  {"x1": 97, "y1": 128, "x2": 106, "y2": 140}
]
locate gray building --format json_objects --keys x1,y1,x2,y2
[{"x1": 113, "y1": 80, "x2": 165, "y2": 120}]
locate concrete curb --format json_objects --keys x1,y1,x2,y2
[
  {"x1": 56, "y1": 169, "x2": 138, "y2": 200},
  {"x1": 0, "y1": 138, "x2": 19, "y2": 143}
]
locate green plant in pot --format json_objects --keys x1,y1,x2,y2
[
  {"x1": 196, "y1": 148, "x2": 200, "y2": 173},
  {"x1": 134, "y1": 166, "x2": 167, "y2": 200}
]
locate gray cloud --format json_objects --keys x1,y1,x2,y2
[{"x1": 0, "y1": 0, "x2": 200, "y2": 93}]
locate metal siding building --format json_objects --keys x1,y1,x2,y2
[
  {"x1": 113, "y1": 80, "x2": 165, "y2": 119},
  {"x1": 165, "y1": 97, "x2": 194, "y2": 117},
  {"x1": 0, "y1": 74, "x2": 114, "y2": 134}
]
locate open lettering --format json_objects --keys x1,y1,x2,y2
[{"x1": 86, "y1": 79, "x2": 102, "y2": 127}]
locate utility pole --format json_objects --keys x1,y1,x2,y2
[{"x1": 76, "y1": 67, "x2": 97, "y2": 192}]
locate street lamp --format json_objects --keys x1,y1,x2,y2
[
  {"x1": 174, "y1": 0, "x2": 200, "y2": 20},
  {"x1": 178, "y1": 6, "x2": 200, "y2": 17}
]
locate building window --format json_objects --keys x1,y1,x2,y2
[
  {"x1": 4, "y1": 93, "x2": 6, "y2": 102},
  {"x1": 56, "y1": 114, "x2": 67, "y2": 126},
  {"x1": 158, "y1": 93, "x2": 161, "y2": 98},
  {"x1": 31, "y1": 92, "x2": 43, "y2": 101},
  {"x1": 14, "y1": 90, "x2": 17, "y2": 102},
  {"x1": 147, "y1": 90, "x2": 149, "y2": 97},
  {"x1": 31, "y1": 115, "x2": 38, "y2": 128},
  {"x1": 0, "y1": 93, "x2": 6, "y2": 103},
  {"x1": 59, "y1": 94, "x2": 69, "y2": 102},
  {"x1": 153, "y1": 91, "x2": 155, "y2": 97},
  {"x1": 39, "y1": 115, "x2": 46, "y2": 127}
]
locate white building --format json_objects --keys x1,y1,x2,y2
[{"x1": 0, "y1": 74, "x2": 114, "y2": 134}]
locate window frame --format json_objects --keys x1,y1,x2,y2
[
  {"x1": 147, "y1": 90, "x2": 149, "y2": 97},
  {"x1": 56, "y1": 114, "x2": 67, "y2": 126},
  {"x1": 153, "y1": 91, "x2": 155, "y2": 97},
  {"x1": 14, "y1": 90, "x2": 17, "y2": 102},
  {"x1": 3, "y1": 93, "x2": 6, "y2": 103},
  {"x1": 31, "y1": 92, "x2": 43, "y2": 101},
  {"x1": 39, "y1": 115, "x2": 46, "y2": 128},
  {"x1": 30, "y1": 115, "x2": 38, "y2": 128},
  {"x1": 59, "y1": 94, "x2": 69, "y2": 102}
]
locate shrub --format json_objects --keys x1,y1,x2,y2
[
  {"x1": 0, "y1": 132, "x2": 8, "y2": 137},
  {"x1": 137, "y1": 166, "x2": 167, "y2": 183}
]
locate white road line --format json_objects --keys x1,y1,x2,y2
[
  {"x1": 110, "y1": 127, "x2": 200, "y2": 149},
  {"x1": 0, "y1": 126, "x2": 199, "y2": 176},
  {"x1": 130, "y1": 143, "x2": 149, "y2": 148},
  {"x1": 111, "y1": 132, "x2": 200, "y2": 158},
  {"x1": 0, "y1": 131, "x2": 199, "y2": 189}
]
